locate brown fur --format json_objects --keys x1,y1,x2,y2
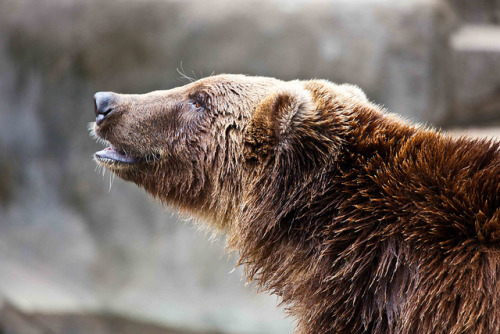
[{"x1": 92, "y1": 74, "x2": 500, "y2": 334}]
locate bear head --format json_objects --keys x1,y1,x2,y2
[{"x1": 91, "y1": 74, "x2": 368, "y2": 231}]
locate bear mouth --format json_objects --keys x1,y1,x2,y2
[
  {"x1": 95, "y1": 146, "x2": 141, "y2": 165},
  {"x1": 90, "y1": 123, "x2": 160, "y2": 168}
]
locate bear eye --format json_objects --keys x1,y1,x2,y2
[{"x1": 190, "y1": 100, "x2": 204, "y2": 111}]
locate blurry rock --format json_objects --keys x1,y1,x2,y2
[
  {"x1": 1, "y1": 0, "x2": 456, "y2": 123},
  {"x1": 0, "y1": 303, "x2": 45, "y2": 334},
  {"x1": 450, "y1": 25, "x2": 500, "y2": 125},
  {"x1": 0, "y1": 302, "x2": 218, "y2": 334},
  {"x1": 445, "y1": 0, "x2": 500, "y2": 24}
]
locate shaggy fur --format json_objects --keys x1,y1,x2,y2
[{"x1": 92, "y1": 74, "x2": 500, "y2": 334}]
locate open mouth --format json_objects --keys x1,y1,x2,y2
[{"x1": 94, "y1": 146, "x2": 140, "y2": 165}]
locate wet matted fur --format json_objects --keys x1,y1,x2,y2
[{"x1": 92, "y1": 74, "x2": 500, "y2": 334}]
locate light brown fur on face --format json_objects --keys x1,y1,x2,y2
[
  {"x1": 93, "y1": 74, "x2": 282, "y2": 229},
  {"x1": 92, "y1": 74, "x2": 500, "y2": 334}
]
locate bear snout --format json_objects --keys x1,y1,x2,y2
[{"x1": 94, "y1": 92, "x2": 117, "y2": 126}]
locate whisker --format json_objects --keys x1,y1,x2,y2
[
  {"x1": 176, "y1": 62, "x2": 195, "y2": 83},
  {"x1": 109, "y1": 172, "x2": 115, "y2": 191}
]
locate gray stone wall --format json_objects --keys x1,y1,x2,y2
[
  {"x1": 0, "y1": 0, "x2": 498, "y2": 333},
  {"x1": 448, "y1": 0, "x2": 500, "y2": 125}
]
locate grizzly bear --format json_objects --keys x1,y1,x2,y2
[{"x1": 91, "y1": 74, "x2": 500, "y2": 334}]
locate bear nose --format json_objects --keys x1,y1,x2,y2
[{"x1": 94, "y1": 92, "x2": 116, "y2": 126}]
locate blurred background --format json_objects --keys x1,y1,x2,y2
[{"x1": 0, "y1": 0, "x2": 499, "y2": 333}]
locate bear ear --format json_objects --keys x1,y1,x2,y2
[{"x1": 243, "y1": 84, "x2": 316, "y2": 164}]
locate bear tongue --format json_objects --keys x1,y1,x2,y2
[{"x1": 95, "y1": 146, "x2": 140, "y2": 164}]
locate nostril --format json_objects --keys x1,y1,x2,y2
[
  {"x1": 93, "y1": 97, "x2": 100, "y2": 122},
  {"x1": 96, "y1": 109, "x2": 113, "y2": 125},
  {"x1": 94, "y1": 92, "x2": 116, "y2": 126},
  {"x1": 96, "y1": 113, "x2": 105, "y2": 124}
]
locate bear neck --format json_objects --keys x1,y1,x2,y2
[{"x1": 229, "y1": 103, "x2": 420, "y2": 333}]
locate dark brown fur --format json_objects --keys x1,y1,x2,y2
[{"x1": 92, "y1": 74, "x2": 500, "y2": 334}]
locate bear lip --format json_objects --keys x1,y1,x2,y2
[{"x1": 95, "y1": 146, "x2": 140, "y2": 165}]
